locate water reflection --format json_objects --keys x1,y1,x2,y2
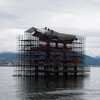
[{"x1": 15, "y1": 76, "x2": 88, "y2": 100}]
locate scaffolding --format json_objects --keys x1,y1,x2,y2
[{"x1": 16, "y1": 27, "x2": 87, "y2": 77}]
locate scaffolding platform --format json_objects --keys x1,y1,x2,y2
[{"x1": 15, "y1": 27, "x2": 89, "y2": 77}]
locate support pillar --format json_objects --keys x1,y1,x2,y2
[{"x1": 63, "y1": 43, "x2": 68, "y2": 77}]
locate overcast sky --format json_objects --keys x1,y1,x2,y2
[{"x1": 0, "y1": 0, "x2": 100, "y2": 57}]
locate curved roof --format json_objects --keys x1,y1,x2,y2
[
  {"x1": 25, "y1": 27, "x2": 37, "y2": 33},
  {"x1": 25, "y1": 27, "x2": 77, "y2": 41}
]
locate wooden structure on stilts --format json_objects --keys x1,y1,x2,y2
[{"x1": 15, "y1": 27, "x2": 88, "y2": 77}]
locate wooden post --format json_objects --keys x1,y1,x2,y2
[{"x1": 73, "y1": 56, "x2": 78, "y2": 76}]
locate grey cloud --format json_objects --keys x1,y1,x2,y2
[{"x1": 0, "y1": 0, "x2": 100, "y2": 56}]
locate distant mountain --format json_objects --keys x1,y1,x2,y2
[
  {"x1": 0, "y1": 52, "x2": 16, "y2": 63},
  {"x1": 85, "y1": 55, "x2": 100, "y2": 66},
  {"x1": 0, "y1": 52, "x2": 100, "y2": 66},
  {"x1": 94, "y1": 56, "x2": 100, "y2": 61}
]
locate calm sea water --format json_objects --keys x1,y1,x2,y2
[{"x1": 0, "y1": 67, "x2": 100, "y2": 100}]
